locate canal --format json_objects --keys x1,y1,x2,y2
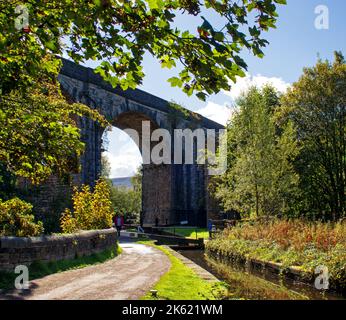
[{"x1": 175, "y1": 248, "x2": 345, "y2": 300}]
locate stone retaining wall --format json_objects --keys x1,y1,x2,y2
[
  {"x1": 205, "y1": 248, "x2": 345, "y2": 295},
  {"x1": 0, "y1": 229, "x2": 117, "y2": 271},
  {"x1": 205, "y1": 249, "x2": 313, "y2": 283}
]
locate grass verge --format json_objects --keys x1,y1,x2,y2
[
  {"x1": 0, "y1": 243, "x2": 122, "y2": 291},
  {"x1": 165, "y1": 228, "x2": 209, "y2": 239},
  {"x1": 138, "y1": 240, "x2": 313, "y2": 300},
  {"x1": 138, "y1": 240, "x2": 229, "y2": 300}
]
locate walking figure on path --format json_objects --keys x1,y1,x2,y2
[
  {"x1": 114, "y1": 214, "x2": 124, "y2": 237},
  {"x1": 208, "y1": 219, "x2": 214, "y2": 240}
]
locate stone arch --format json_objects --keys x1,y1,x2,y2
[
  {"x1": 58, "y1": 59, "x2": 225, "y2": 227},
  {"x1": 108, "y1": 111, "x2": 160, "y2": 154},
  {"x1": 104, "y1": 110, "x2": 174, "y2": 227}
]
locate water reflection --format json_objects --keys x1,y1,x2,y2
[{"x1": 176, "y1": 249, "x2": 345, "y2": 300}]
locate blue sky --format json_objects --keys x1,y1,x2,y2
[
  {"x1": 140, "y1": 0, "x2": 346, "y2": 108},
  {"x1": 101, "y1": 0, "x2": 346, "y2": 178}
]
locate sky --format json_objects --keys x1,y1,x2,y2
[{"x1": 100, "y1": 0, "x2": 346, "y2": 178}]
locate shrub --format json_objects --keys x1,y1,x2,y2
[
  {"x1": 224, "y1": 219, "x2": 346, "y2": 252},
  {"x1": 206, "y1": 219, "x2": 346, "y2": 292},
  {"x1": 0, "y1": 198, "x2": 44, "y2": 237},
  {"x1": 60, "y1": 179, "x2": 113, "y2": 233}
]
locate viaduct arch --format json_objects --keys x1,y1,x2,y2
[{"x1": 58, "y1": 59, "x2": 224, "y2": 227}]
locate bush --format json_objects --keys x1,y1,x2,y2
[
  {"x1": 0, "y1": 198, "x2": 44, "y2": 237},
  {"x1": 224, "y1": 219, "x2": 346, "y2": 252},
  {"x1": 60, "y1": 179, "x2": 113, "y2": 233},
  {"x1": 206, "y1": 219, "x2": 346, "y2": 292}
]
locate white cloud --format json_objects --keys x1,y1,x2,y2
[
  {"x1": 196, "y1": 73, "x2": 290, "y2": 126},
  {"x1": 223, "y1": 73, "x2": 290, "y2": 101},
  {"x1": 196, "y1": 101, "x2": 234, "y2": 126},
  {"x1": 103, "y1": 128, "x2": 142, "y2": 178},
  {"x1": 104, "y1": 150, "x2": 142, "y2": 178},
  {"x1": 103, "y1": 73, "x2": 290, "y2": 177}
]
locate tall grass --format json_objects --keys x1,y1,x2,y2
[
  {"x1": 226, "y1": 219, "x2": 346, "y2": 252},
  {"x1": 206, "y1": 219, "x2": 346, "y2": 293}
]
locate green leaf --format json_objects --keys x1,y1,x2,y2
[
  {"x1": 168, "y1": 77, "x2": 183, "y2": 88},
  {"x1": 196, "y1": 92, "x2": 207, "y2": 101}
]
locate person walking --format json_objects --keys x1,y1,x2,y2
[
  {"x1": 114, "y1": 214, "x2": 124, "y2": 237},
  {"x1": 207, "y1": 219, "x2": 213, "y2": 240}
]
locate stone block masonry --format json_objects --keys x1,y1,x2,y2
[
  {"x1": 0, "y1": 229, "x2": 117, "y2": 272},
  {"x1": 58, "y1": 59, "x2": 224, "y2": 228}
]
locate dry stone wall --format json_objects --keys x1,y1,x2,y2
[{"x1": 0, "y1": 229, "x2": 117, "y2": 271}]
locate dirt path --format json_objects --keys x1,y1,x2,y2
[{"x1": 0, "y1": 240, "x2": 171, "y2": 300}]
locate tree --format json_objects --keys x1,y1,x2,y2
[
  {"x1": 214, "y1": 86, "x2": 299, "y2": 217},
  {"x1": 1, "y1": 0, "x2": 286, "y2": 99},
  {"x1": 110, "y1": 166, "x2": 142, "y2": 223},
  {"x1": 278, "y1": 52, "x2": 346, "y2": 220},
  {"x1": 131, "y1": 165, "x2": 142, "y2": 194},
  {"x1": 110, "y1": 187, "x2": 141, "y2": 223},
  {"x1": 101, "y1": 153, "x2": 112, "y2": 179},
  {"x1": 0, "y1": 0, "x2": 286, "y2": 190},
  {"x1": 0, "y1": 79, "x2": 107, "y2": 184},
  {"x1": 0, "y1": 162, "x2": 16, "y2": 200}
]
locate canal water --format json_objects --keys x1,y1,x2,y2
[{"x1": 176, "y1": 248, "x2": 345, "y2": 300}]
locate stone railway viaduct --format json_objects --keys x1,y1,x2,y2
[{"x1": 58, "y1": 59, "x2": 224, "y2": 227}]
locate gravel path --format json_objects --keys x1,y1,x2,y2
[{"x1": 0, "y1": 240, "x2": 171, "y2": 300}]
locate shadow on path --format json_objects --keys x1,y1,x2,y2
[{"x1": 0, "y1": 238, "x2": 170, "y2": 300}]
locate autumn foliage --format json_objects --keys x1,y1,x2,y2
[
  {"x1": 206, "y1": 219, "x2": 346, "y2": 292},
  {"x1": 0, "y1": 198, "x2": 44, "y2": 237},
  {"x1": 60, "y1": 180, "x2": 113, "y2": 233},
  {"x1": 225, "y1": 219, "x2": 346, "y2": 252}
]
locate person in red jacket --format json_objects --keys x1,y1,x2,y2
[{"x1": 113, "y1": 214, "x2": 124, "y2": 237}]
